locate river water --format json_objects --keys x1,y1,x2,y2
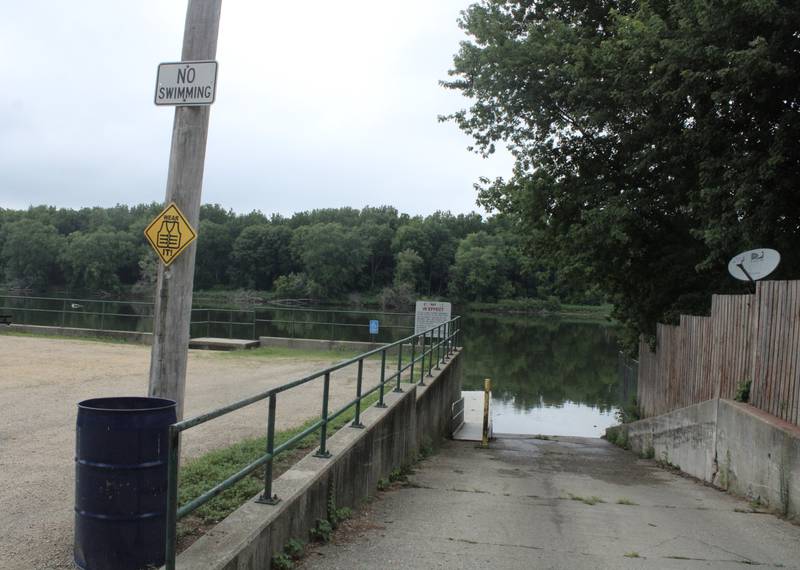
[
  {"x1": 1, "y1": 293, "x2": 624, "y2": 437},
  {"x1": 460, "y1": 313, "x2": 622, "y2": 437}
]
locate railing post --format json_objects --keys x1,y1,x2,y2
[
  {"x1": 257, "y1": 394, "x2": 280, "y2": 504},
  {"x1": 100, "y1": 301, "x2": 106, "y2": 331},
  {"x1": 61, "y1": 299, "x2": 67, "y2": 327},
  {"x1": 419, "y1": 332, "x2": 425, "y2": 382},
  {"x1": 377, "y1": 349, "x2": 388, "y2": 408},
  {"x1": 435, "y1": 324, "x2": 442, "y2": 370},
  {"x1": 417, "y1": 334, "x2": 426, "y2": 386},
  {"x1": 228, "y1": 310, "x2": 233, "y2": 339},
  {"x1": 315, "y1": 372, "x2": 332, "y2": 458},
  {"x1": 444, "y1": 322, "x2": 451, "y2": 359},
  {"x1": 394, "y1": 343, "x2": 404, "y2": 393},
  {"x1": 252, "y1": 310, "x2": 257, "y2": 340},
  {"x1": 164, "y1": 425, "x2": 180, "y2": 570},
  {"x1": 482, "y1": 378, "x2": 492, "y2": 448},
  {"x1": 206, "y1": 309, "x2": 210, "y2": 337},
  {"x1": 410, "y1": 338, "x2": 416, "y2": 384},
  {"x1": 352, "y1": 359, "x2": 365, "y2": 428},
  {"x1": 427, "y1": 330, "x2": 433, "y2": 377}
]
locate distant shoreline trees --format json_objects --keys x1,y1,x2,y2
[{"x1": 0, "y1": 204, "x2": 603, "y2": 306}]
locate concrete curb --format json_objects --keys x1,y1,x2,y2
[
  {"x1": 607, "y1": 398, "x2": 800, "y2": 521},
  {"x1": 174, "y1": 350, "x2": 463, "y2": 570}
]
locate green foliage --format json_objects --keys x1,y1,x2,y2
[
  {"x1": 284, "y1": 538, "x2": 305, "y2": 560},
  {"x1": 376, "y1": 478, "x2": 390, "y2": 491},
  {"x1": 0, "y1": 203, "x2": 600, "y2": 304},
  {"x1": 60, "y1": 228, "x2": 138, "y2": 292},
  {"x1": 194, "y1": 220, "x2": 233, "y2": 289},
  {"x1": 177, "y1": 392, "x2": 379, "y2": 525},
  {"x1": 272, "y1": 272, "x2": 314, "y2": 299},
  {"x1": 271, "y1": 553, "x2": 294, "y2": 570},
  {"x1": 309, "y1": 519, "x2": 333, "y2": 543},
  {"x1": 291, "y1": 223, "x2": 368, "y2": 296},
  {"x1": 333, "y1": 507, "x2": 352, "y2": 524},
  {"x1": 378, "y1": 282, "x2": 415, "y2": 311},
  {"x1": 735, "y1": 380, "x2": 752, "y2": 403},
  {"x1": 417, "y1": 436, "x2": 434, "y2": 460},
  {"x1": 468, "y1": 297, "x2": 567, "y2": 315},
  {"x1": 615, "y1": 400, "x2": 641, "y2": 424},
  {"x1": 231, "y1": 224, "x2": 293, "y2": 290},
  {"x1": 444, "y1": 0, "x2": 800, "y2": 344},
  {"x1": 0, "y1": 219, "x2": 64, "y2": 288},
  {"x1": 394, "y1": 248, "x2": 424, "y2": 290},
  {"x1": 448, "y1": 232, "x2": 518, "y2": 302}
]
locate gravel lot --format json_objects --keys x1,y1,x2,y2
[{"x1": 0, "y1": 334, "x2": 377, "y2": 570}]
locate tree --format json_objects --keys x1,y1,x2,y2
[
  {"x1": 194, "y1": 220, "x2": 233, "y2": 289},
  {"x1": 60, "y1": 228, "x2": 138, "y2": 292},
  {"x1": 290, "y1": 223, "x2": 368, "y2": 297},
  {"x1": 443, "y1": 0, "x2": 800, "y2": 341},
  {"x1": 231, "y1": 224, "x2": 293, "y2": 289},
  {"x1": 448, "y1": 232, "x2": 516, "y2": 302},
  {"x1": 0, "y1": 219, "x2": 64, "y2": 289},
  {"x1": 394, "y1": 248, "x2": 424, "y2": 290}
]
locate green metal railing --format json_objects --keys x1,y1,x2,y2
[
  {"x1": 0, "y1": 294, "x2": 415, "y2": 343},
  {"x1": 163, "y1": 316, "x2": 462, "y2": 569}
]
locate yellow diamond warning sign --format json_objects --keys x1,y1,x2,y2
[{"x1": 144, "y1": 203, "x2": 197, "y2": 266}]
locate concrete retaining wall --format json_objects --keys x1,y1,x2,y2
[
  {"x1": 175, "y1": 349, "x2": 464, "y2": 570},
  {"x1": 259, "y1": 336, "x2": 386, "y2": 354},
  {"x1": 8, "y1": 324, "x2": 153, "y2": 344},
  {"x1": 607, "y1": 399, "x2": 800, "y2": 521}
]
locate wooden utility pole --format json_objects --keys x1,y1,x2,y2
[{"x1": 148, "y1": 0, "x2": 222, "y2": 419}]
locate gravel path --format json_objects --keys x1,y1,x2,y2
[{"x1": 0, "y1": 335, "x2": 378, "y2": 570}]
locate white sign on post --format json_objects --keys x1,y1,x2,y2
[
  {"x1": 415, "y1": 301, "x2": 452, "y2": 336},
  {"x1": 154, "y1": 60, "x2": 218, "y2": 106}
]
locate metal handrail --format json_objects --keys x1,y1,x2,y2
[
  {"x1": 163, "y1": 316, "x2": 462, "y2": 569},
  {"x1": 0, "y1": 295, "x2": 416, "y2": 342}
]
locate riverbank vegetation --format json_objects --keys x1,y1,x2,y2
[
  {"x1": 0, "y1": 205, "x2": 603, "y2": 311},
  {"x1": 443, "y1": 0, "x2": 800, "y2": 345}
]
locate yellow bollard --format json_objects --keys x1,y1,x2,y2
[{"x1": 482, "y1": 378, "x2": 491, "y2": 448}]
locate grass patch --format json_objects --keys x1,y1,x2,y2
[
  {"x1": 467, "y1": 298, "x2": 612, "y2": 320},
  {"x1": 0, "y1": 328, "x2": 135, "y2": 345},
  {"x1": 176, "y1": 391, "x2": 380, "y2": 546},
  {"x1": 616, "y1": 498, "x2": 638, "y2": 506},
  {"x1": 221, "y1": 346, "x2": 368, "y2": 361},
  {"x1": 568, "y1": 493, "x2": 605, "y2": 506},
  {"x1": 221, "y1": 346, "x2": 398, "y2": 367},
  {"x1": 624, "y1": 552, "x2": 641, "y2": 558}
]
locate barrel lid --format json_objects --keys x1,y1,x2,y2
[{"x1": 78, "y1": 397, "x2": 176, "y2": 412}]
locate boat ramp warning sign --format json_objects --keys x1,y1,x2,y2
[
  {"x1": 144, "y1": 203, "x2": 197, "y2": 266},
  {"x1": 414, "y1": 301, "x2": 452, "y2": 336}
]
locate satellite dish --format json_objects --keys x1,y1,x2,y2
[{"x1": 728, "y1": 248, "x2": 780, "y2": 282}]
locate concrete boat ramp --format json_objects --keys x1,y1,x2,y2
[
  {"x1": 188, "y1": 337, "x2": 259, "y2": 350},
  {"x1": 452, "y1": 390, "x2": 493, "y2": 442},
  {"x1": 303, "y1": 435, "x2": 800, "y2": 569}
]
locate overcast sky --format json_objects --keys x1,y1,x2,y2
[{"x1": 0, "y1": 1, "x2": 513, "y2": 218}]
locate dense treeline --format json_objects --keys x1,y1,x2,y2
[
  {"x1": 0, "y1": 204, "x2": 602, "y2": 306},
  {"x1": 444, "y1": 0, "x2": 800, "y2": 343}
]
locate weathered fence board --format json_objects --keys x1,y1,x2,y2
[{"x1": 638, "y1": 280, "x2": 800, "y2": 427}]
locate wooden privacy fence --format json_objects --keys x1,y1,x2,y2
[{"x1": 637, "y1": 280, "x2": 800, "y2": 427}]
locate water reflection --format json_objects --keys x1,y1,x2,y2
[{"x1": 461, "y1": 313, "x2": 620, "y2": 437}]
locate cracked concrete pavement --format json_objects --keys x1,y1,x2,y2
[{"x1": 302, "y1": 436, "x2": 800, "y2": 569}]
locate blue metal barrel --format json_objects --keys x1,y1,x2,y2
[{"x1": 74, "y1": 397, "x2": 176, "y2": 570}]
